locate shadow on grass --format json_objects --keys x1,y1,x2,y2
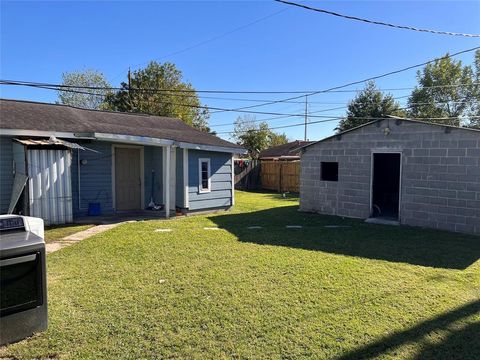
[
  {"x1": 336, "y1": 299, "x2": 480, "y2": 360},
  {"x1": 211, "y1": 205, "x2": 480, "y2": 269}
]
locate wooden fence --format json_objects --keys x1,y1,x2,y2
[
  {"x1": 261, "y1": 161, "x2": 300, "y2": 193},
  {"x1": 234, "y1": 160, "x2": 261, "y2": 190}
]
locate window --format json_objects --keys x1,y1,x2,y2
[
  {"x1": 198, "y1": 158, "x2": 211, "y2": 193},
  {"x1": 321, "y1": 162, "x2": 338, "y2": 181}
]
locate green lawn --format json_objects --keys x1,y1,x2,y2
[
  {"x1": 2, "y1": 191, "x2": 479, "y2": 359},
  {"x1": 44, "y1": 224, "x2": 94, "y2": 243}
]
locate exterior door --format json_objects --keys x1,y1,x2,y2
[
  {"x1": 115, "y1": 147, "x2": 142, "y2": 211},
  {"x1": 371, "y1": 153, "x2": 401, "y2": 220}
]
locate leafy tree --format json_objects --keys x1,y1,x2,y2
[
  {"x1": 407, "y1": 51, "x2": 478, "y2": 127},
  {"x1": 57, "y1": 69, "x2": 111, "y2": 110},
  {"x1": 336, "y1": 81, "x2": 404, "y2": 132},
  {"x1": 104, "y1": 61, "x2": 210, "y2": 131},
  {"x1": 232, "y1": 115, "x2": 289, "y2": 158},
  {"x1": 467, "y1": 51, "x2": 480, "y2": 128},
  {"x1": 269, "y1": 132, "x2": 289, "y2": 147}
]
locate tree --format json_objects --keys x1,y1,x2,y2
[
  {"x1": 467, "y1": 50, "x2": 480, "y2": 128},
  {"x1": 336, "y1": 81, "x2": 404, "y2": 133},
  {"x1": 407, "y1": 51, "x2": 479, "y2": 127},
  {"x1": 57, "y1": 69, "x2": 111, "y2": 110},
  {"x1": 232, "y1": 115, "x2": 289, "y2": 158},
  {"x1": 269, "y1": 132, "x2": 289, "y2": 147},
  {"x1": 104, "y1": 61, "x2": 210, "y2": 131}
]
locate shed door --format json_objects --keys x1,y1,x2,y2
[
  {"x1": 372, "y1": 153, "x2": 401, "y2": 220},
  {"x1": 27, "y1": 149, "x2": 73, "y2": 225},
  {"x1": 115, "y1": 147, "x2": 141, "y2": 211}
]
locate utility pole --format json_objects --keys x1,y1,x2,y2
[
  {"x1": 128, "y1": 67, "x2": 133, "y2": 111},
  {"x1": 304, "y1": 95, "x2": 308, "y2": 141}
]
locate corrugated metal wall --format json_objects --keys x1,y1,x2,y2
[{"x1": 27, "y1": 149, "x2": 73, "y2": 225}]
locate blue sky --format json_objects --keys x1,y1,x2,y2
[{"x1": 1, "y1": 1, "x2": 479, "y2": 141}]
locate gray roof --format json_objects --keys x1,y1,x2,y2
[
  {"x1": 259, "y1": 140, "x2": 314, "y2": 159},
  {"x1": 302, "y1": 117, "x2": 480, "y2": 149},
  {"x1": 0, "y1": 98, "x2": 243, "y2": 150}
]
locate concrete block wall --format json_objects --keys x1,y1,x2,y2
[{"x1": 300, "y1": 120, "x2": 480, "y2": 235}]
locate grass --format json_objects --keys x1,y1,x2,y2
[
  {"x1": 44, "y1": 224, "x2": 94, "y2": 243},
  {"x1": 1, "y1": 191, "x2": 479, "y2": 359}
]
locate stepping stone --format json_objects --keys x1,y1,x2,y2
[
  {"x1": 155, "y1": 228, "x2": 172, "y2": 232},
  {"x1": 247, "y1": 226, "x2": 263, "y2": 229},
  {"x1": 286, "y1": 225, "x2": 302, "y2": 229},
  {"x1": 203, "y1": 227, "x2": 221, "y2": 230}
]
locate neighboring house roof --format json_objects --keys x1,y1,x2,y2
[
  {"x1": 301, "y1": 117, "x2": 480, "y2": 150},
  {"x1": 0, "y1": 98, "x2": 244, "y2": 152},
  {"x1": 259, "y1": 140, "x2": 315, "y2": 159}
]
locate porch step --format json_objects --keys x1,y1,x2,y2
[{"x1": 365, "y1": 218, "x2": 400, "y2": 226}]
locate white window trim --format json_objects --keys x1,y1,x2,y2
[{"x1": 198, "y1": 158, "x2": 211, "y2": 193}]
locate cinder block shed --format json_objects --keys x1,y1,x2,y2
[{"x1": 300, "y1": 118, "x2": 480, "y2": 235}]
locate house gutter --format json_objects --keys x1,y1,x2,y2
[
  {"x1": 1, "y1": 129, "x2": 246, "y2": 153},
  {"x1": 176, "y1": 141, "x2": 246, "y2": 154}
]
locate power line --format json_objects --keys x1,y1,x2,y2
[
  {"x1": 1, "y1": 79, "x2": 476, "y2": 96},
  {"x1": 112, "y1": 8, "x2": 290, "y2": 81},
  {"x1": 209, "y1": 46, "x2": 480, "y2": 114},
  {"x1": 2, "y1": 81, "x2": 477, "y2": 130},
  {"x1": 215, "y1": 115, "x2": 480, "y2": 135},
  {"x1": 275, "y1": 0, "x2": 480, "y2": 38},
  {"x1": 2, "y1": 83, "x2": 352, "y2": 119},
  {"x1": 210, "y1": 97, "x2": 473, "y2": 129}
]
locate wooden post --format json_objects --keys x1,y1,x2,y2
[
  {"x1": 163, "y1": 146, "x2": 171, "y2": 218},
  {"x1": 278, "y1": 162, "x2": 282, "y2": 193}
]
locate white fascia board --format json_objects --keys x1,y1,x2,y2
[
  {"x1": 0, "y1": 129, "x2": 95, "y2": 139},
  {"x1": 94, "y1": 133, "x2": 174, "y2": 147},
  {"x1": 176, "y1": 141, "x2": 246, "y2": 154}
]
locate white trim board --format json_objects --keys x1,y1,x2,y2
[
  {"x1": 183, "y1": 148, "x2": 189, "y2": 209},
  {"x1": 198, "y1": 158, "x2": 211, "y2": 193},
  {"x1": 1, "y1": 129, "x2": 245, "y2": 154}
]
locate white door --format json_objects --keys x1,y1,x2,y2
[{"x1": 169, "y1": 149, "x2": 176, "y2": 211}]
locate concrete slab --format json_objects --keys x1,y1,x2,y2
[
  {"x1": 365, "y1": 218, "x2": 400, "y2": 226},
  {"x1": 47, "y1": 222, "x2": 124, "y2": 254}
]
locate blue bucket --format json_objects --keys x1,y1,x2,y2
[{"x1": 88, "y1": 202, "x2": 101, "y2": 216}]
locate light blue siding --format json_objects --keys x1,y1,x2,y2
[
  {"x1": 72, "y1": 142, "x2": 165, "y2": 216},
  {"x1": 12, "y1": 142, "x2": 27, "y2": 176},
  {"x1": 175, "y1": 148, "x2": 184, "y2": 208},
  {"x1": 0, "y1": 137, "x2": 14, "y2": 213},
  {"x1": 188, "y1": 150, "x2": 232, "y2": 211},
  {"x1": 2, "y1": 137, "x2": 233, "y2": 216},
  {"x1": 144, "y1": 146, "x2": 163, "y2": 206},
  {"x1": 71, "y1": 141, "x2": 114, "y2": 216}
]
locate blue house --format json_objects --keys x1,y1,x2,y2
[{"x1": 0, "y1": 99, "x2": 244, "y2": 224}]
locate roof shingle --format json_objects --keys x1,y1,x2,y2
[{"x1": 0, "y1": 98, "x2": 242, "y2": 150}]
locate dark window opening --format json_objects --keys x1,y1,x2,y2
[
  {"x1": 321, "y1": 162, "x2": 338, "y2": 181},
  {"x1": 372, "y1": 153, "x2": 401, "y2": 220},
  {"x1": 199, "y1": 159, "x2": 211, "y2": 192}
]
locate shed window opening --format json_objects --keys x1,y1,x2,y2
[
  {"x1": 321, "y1": 162, "x2": 338, "y2": 182},
  {"x1": 199, "y1": 159, "x2": 211, "y2": 192}
]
